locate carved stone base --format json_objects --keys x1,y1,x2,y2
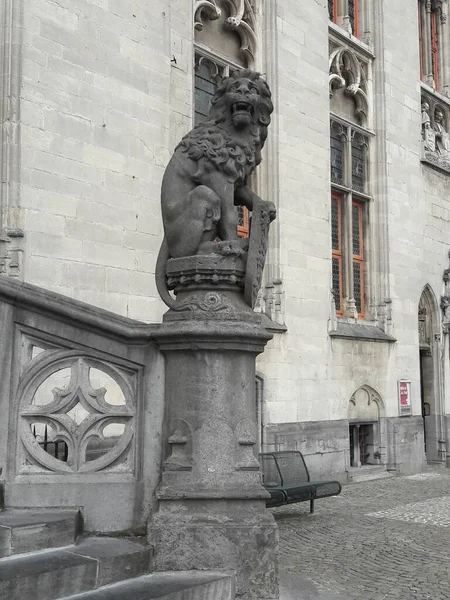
[
  {"x1": 151, "y1": 258, "x2": 279, "y2": 599},
  {"x1": 150, "y1": 500, "x2": 279, "y2": 600}
]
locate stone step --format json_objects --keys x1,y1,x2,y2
[
  {"x1": 0, "y1": 509, "x2": 82, "y2": 558},
  {"x1": 349, "y1": 468, "x2": 395, "y2": 484},
  {"x1": 0, "y1": 536, "x2": 151, "y2": 600},
  {"x1": 60, "y1": 571, "x2": 235, "y2": 600}
]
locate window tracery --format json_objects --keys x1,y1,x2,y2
[
  {"x1": 329, "y1": 43, "x2": 372, "y2": 320},
  {"x1": 418, "y1": 0, "x2": 449, "y2": 92}
]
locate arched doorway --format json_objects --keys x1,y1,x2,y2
[
  {"x1": 418, "y1": 286, "x2": 445, "y2": 463},
  {"x1": 348, "y1": 386, "x2": 385, "y2": 467}
]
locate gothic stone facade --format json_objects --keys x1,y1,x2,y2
[{"x1": 2, "y1": 0, "x2": 450, "y2": 479}]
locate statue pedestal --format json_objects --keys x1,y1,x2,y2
[{"x1": 150, "y1": 255, "x2": 279, "y2": 599}]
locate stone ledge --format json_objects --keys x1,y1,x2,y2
[
  {"x1": 421, "y1": 155, "x2": 450, "y2": 176},
  {"x1": 0, "y1": 275, "x2": 158, "y2": 342},
  {"x1": 329, "y1": 322, "x2": 396, "y2": 343}
]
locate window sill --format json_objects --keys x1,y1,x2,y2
[
  {"x1": 421, "y1": 155, "x2": 450, "y2": 175},
  {"x1": 421, "y1": 82, "x2": 450, "y2": 108},
  {"x1": 329, "y1": 322, "x2": 396, "y2": 343},
  {"x1": 328, "y1": 23, "x2": 375, "y2": 60}
]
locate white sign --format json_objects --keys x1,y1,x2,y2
[{"x1": 398, "y1": 380, "x2": 412, "y2": 416}]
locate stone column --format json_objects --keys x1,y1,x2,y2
[{"x1": 150, "y1": 254, "x2": 279, "y2": 600}]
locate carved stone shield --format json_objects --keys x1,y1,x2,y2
[{"x1": 244, "y1": 199, "x2": 272, "y2": 308}]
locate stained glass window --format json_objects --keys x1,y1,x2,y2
[
  {"x1": 331, "y1": 131, "x2": 344, "y2": 186},
  {"x1": 332, "y1": 258, "x2": 342, "y2": 313},
  {"x1": 353, "y1": 261, "x2": 363, "y2": 315},
  {"x1": 352, "y1": 204, "x2": 361, "y2": 256},
  {"x1": 351, "y1": 134, "x2": 366, "y2": 193},
  {"x1": 352, "y1": 201, "x2": 364, "y2": 317},
  {"x1": 332, "y1": 196, "x2": 340, "y2": 252},
  {"x1": 348, "y1": 0, "x2": 358, "y2": 36},
  {"x1": 331, "y1": 195, "x2": 343, "y2": 314},
  {"x1": 194, "y1": 60, "x2": 217, "y2": 126},
  {"x1": 328, "y1": 0, "x2": 336, "y2": 21}
]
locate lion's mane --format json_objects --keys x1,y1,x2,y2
[{"x1": 177, "y1": 70, "x2": 273, "y2": 185}]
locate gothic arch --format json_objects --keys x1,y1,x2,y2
[
  {"x1": 329, "y1": 46, "x2": 369, "y2": 124},
  {"x1": 418, "y1": 284, "x2": 445, "y2": 463},
  {"x1": 348, "y1": 385, "x2": 386, "y2": 468},
  {"x1": 348, "y1": 384, "x2": 384, "y2": 421},
  {"x1": 419, "y1": 285, "x2": 440, "y2": 346},
  {"x1": 194, "y1": 0, "x2": 257, "y2": 67}
]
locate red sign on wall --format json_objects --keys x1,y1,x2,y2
[{"x1": 398, "y1": 380, "x2": 412, "y2": 416}]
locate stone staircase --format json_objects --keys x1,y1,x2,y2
[{"x1": 0, "y1": 509, "x2": 234, "y2": 600}]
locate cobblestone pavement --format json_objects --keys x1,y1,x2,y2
[{"x1": 275, "y1": 468, "x2": 450, "y2": 600}]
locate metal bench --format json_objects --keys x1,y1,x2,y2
[{"x1": 259, "y1": 450, "x2": 342, "y2": 514}]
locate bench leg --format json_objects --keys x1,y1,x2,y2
[{"x1": 310, "y1": 499, "x2": 314, "y2": 514}]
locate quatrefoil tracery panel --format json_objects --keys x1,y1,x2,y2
[{"x1": 19, "y1": 353, "x2": 136, "y2": 474}]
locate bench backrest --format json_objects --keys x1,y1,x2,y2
[{"x1": 259, "y1": 451, "x2": 310, "y2": 487}]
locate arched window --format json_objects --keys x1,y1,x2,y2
[
  {"x1": 418, "y1": 0, "x2": 448, "y2": 91},
  {"x1": 329, "y1": 47, "x2": 371, "y2": 319},
  {"x1": 194, "y1": 1, "x2": 258, "y2": 238},
  {"x1": 329, "y1": 0, "x2": 360, "y2": 38}
]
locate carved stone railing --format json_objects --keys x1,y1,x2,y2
[{"x1": 0, "y1": 275, "x2": 164, "y2": 532}]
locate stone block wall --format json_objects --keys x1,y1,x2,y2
[{"x1": 2, "y1": 0, "x2": 193, "y2": 322}]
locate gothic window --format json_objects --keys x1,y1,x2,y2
[
  {"x1": 330, "y1": 120, "x2": 370, "y2": 319},
  {"x1": 329, "y1": 0, "x2": 360, "y2": 38},
  {"x1": 328, "y1": 0, "x2": 337, "y2": 23},
  {"x1": 194, "y1": 1, "x2": 257, "y2": 238},
  {"x1": 348, "y1": 0, "x2": 358, "y2": 37},
  {"x1": 418, "y1": 0, "x2": 447, "y2": 91}
]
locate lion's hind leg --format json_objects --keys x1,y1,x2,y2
[{"x1": 165, "y1": 185, "x2": 221, "y2": 258}]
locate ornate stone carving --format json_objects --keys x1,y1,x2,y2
[
  {"x1": 156, "y1": 70, "x2": 275, "y2": 309},
  {"x1": 194, "y1": 0, "x2": 221, "y2": 31},
  {"x1": 235, "y1": 419, "x2": 259, "y2": 470},
  {"x1": 244, "y1": 199, "x2": 272, "y2": 308},
  {"x1": 442, "y1": 251, "x2": 450, "y2": 330},
  {"x1": 422, "y1": 102, "x2": 436, "y2": 153},
  {"x1": 18, "y1": 353, "x2": 136, "y2": 474},
  {"x1": 165, "y1": 419, "x2": 192, "y2": 471},
  {"x1": 223, "y1": 0, "x2": 257, "y2": 66},
  {"x1": 172, "y1": 291, "x2": 230, "y2": 313},
  {"x1": 418, "y1": 306, "x2": 428, "y2": 345},
  {"x1": 434, "y1": 109, "x2": 450, "y2": 160},
  {"x1": 421, "y1": 93, "x2": 450, "y2": 171},
  {"x1": 329, "y1": 46, "x2": 369, "y2": 123}
]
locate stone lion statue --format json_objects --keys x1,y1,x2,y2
[{"x1": 156, "y1": 70, "x2": 275, "y2": 307}]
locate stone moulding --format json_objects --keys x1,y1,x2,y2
[
  {"x1": 194, "y1": 0, "x2": 257, "y2": 66},
  {"x1": 0, "y1": 0, "x2": 24, "y2": 277},
  {"x1": 18, "y1": 353, "x2": 136, "y2": 475},
  {"x1": 0, "y1": 275, "x2": 158, "y2": 341},
  {"x1": 194, "y1": 0, "x2": 221, "y2": 31},
  {"x1": 329, "y1": 45, "x2": 369, "y2": 123}
]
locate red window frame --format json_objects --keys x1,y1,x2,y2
[
  {"x1": 329, "y1": 0, "x2": 337, "y2": 23},
  {"x1": 418, "y1": 1, "x2": 423, "y2": 80},
  {"x1": 352, "y1": 200, "x2": 364, "y2": 319},
  {"x1": 431, "y1": 9, "x2": 439, "y2": 89},
  {"x1": 237, "y1": 207, "x2": 249, "y2": 238},
  {"x1": 350, "y1": 0, "x2": 359, "y2": 38},
  {"x1": 332, "y1": 193, "x2": 343, "y2": 316}
]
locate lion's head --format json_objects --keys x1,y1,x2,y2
[{"x1": 178, "y1": 70, "x2": 273, "y2": 185}]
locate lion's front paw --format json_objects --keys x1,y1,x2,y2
[{"x1": 216, "y1": 240, "x2": 246, "y2": 256}]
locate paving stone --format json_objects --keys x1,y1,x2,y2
[{"x1": 277, "y1": 467, "x2": 450, "y2": 600}]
